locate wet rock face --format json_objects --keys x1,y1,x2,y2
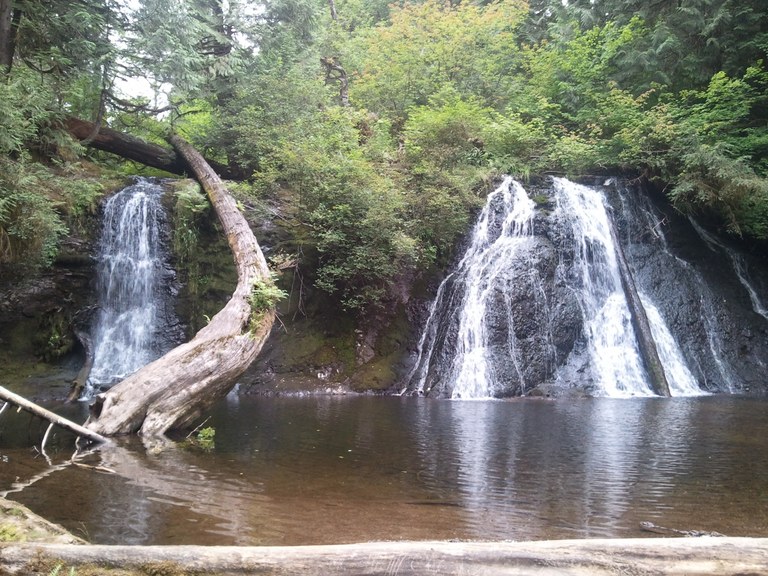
[
  {"x1": 409, "y1": 180, "x2": 586, "y2": 398},
  {"x1": 0, "y1": 237, "x2": 97, "y2": 366},
  {"x1": 481, "y1": 236, "x2": 581, "y2": 395},
  {"x1": 408, "y1": 177, "x2": 768, "y2": 398},
  {"x1": 605, "y1": 181, "x2": 768, "y2": 395}
]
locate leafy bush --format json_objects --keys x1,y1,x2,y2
[
  {"x1": 249, "y1": 276, "x2": 288, "y2": 314},
  {"x1": 670, "y1": 141, "x2": 768, "y2": 238},
  {"x1": 350, "y1": 0, "x2": 526, "y2": 118},
  {"x1": 404, "y1": 89, "x2": 494, "y2": 172},
  {"x1": 0, "y1": 159, "x2": 68, "y2": 271},
  {"x1": 171, "y1": 181, "x2": 210, "y2": 266}
]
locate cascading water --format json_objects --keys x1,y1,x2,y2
[
  {"x1": 689, "y1": 218, "x2": 768, "y2": 321},
  {"x1": 448, "y1": 177, "x2": 537, "y2": 398},
  {"x1": 611, "y1": 187, "x2": 738, "y2": 392},
  {"x1": 551, "y1": 178, "x2": 650, "y2": 396},
  {"x1": 409, "y1": 176, "x2": 704, "y2": 398},
  {"x1": 86, "y1": 178, "x2": 177, "y2": 396},
  {"x1": 408, "y1": 177, "x2": 545, "y2": 398},
  {"x1": 551, "y1": 178, "x2": 700, "y2": 396}
]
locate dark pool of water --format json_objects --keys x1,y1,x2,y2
[{"x1": 1, "y1": 395, "x2": 768, "y2": 545}]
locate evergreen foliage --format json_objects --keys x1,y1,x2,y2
[{"x1": 2, "y1": 0, "x2": 767, "y2": 311}]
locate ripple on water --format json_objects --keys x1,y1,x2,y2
[{"x1": 3, "y1": 395, "x2": 768, "y2": 544}]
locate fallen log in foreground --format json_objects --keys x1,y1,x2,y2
[
  {"x1": 84, "y1": 135, "x2": 275, "y2": 438},
  {"x1": 1, "y1": 538, "x2": 767, "y2": 575}
]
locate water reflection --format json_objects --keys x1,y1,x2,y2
[{"x1": 3, "y1": 396, "x2": 768, "y2": 544}]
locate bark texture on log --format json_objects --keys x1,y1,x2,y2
[
  {"x1": 609, "y1": 215, "x2": 671, "y2": 396},
  {"x1": 85, "y1": 135, "x2": 274, "y2": 438},
  {"x1": 1, "y1": 538, "x2": 767, "y2": 575}
]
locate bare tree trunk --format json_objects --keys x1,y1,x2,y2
[
  {"x1": 65, "y1": 117, "x2": 186, "y2": 174},
  {"x1": 67, "y1": 306, "x2": 99, "y2": 402},
  {"x1": 67, "y1": 328, "x2": 94, "y2": 402},
  {"x1": 0, "y1": 387, "x2": 108, "y2": 445},
  {"x1": 0, "y1": 0, "x2": 15, "y2": 74},
  {"x1": 321, "y1": 57, "x2": 349, "y2": 107},
  {"x1": 85, "y1": 135, "x2": 275, "y2": 438}
]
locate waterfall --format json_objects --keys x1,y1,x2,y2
[
  {"x1": 87, "y1": 178, "x2": 176, "y2": 395},
  {"x1": 448, "y1": 177, "x2": 536, "y2": 398},
  {"x1": 689, "y1": 218, "x2": 768, "y2": 321},
  {"x1": 408, "y1": 177, "x2": 540, "y2": 398},
  {"x1": 640, "y1": 298, "x2": 700, "y2": 395},
  {"x1": 409, "y1": 176, "x2": 703, "y2": 398},
  {"x1": 551, "y1": 178, "x2": 651, "y2": 396},
  {"x1": 550, "y1": 178, "x2": 701, "y2": 396}
]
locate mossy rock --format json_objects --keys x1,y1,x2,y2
[{"x1": 0, "y1": 498, "x2": 83, "y2": 545}]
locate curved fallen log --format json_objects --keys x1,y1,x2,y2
[
  {"x1": 84, "y1": 135, "x2": 275, "y2": 437},
  {"x1": 1, "y1": 538, "x2": 767, "y2": 575}
]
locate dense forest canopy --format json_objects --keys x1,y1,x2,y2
[{"x1": 1, "y1": 0, "x2": 766, "y2": 312}]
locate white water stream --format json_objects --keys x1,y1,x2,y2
[
  {"x1": 411, "y1": 177, "x2": 702, "y2": 398},
  {"x1": 689, "y1": 218, "x2": 768, "y2": 320},
  {"x1": 552, "y1": 178, "x2": 699, "y2": 396},
  {"x1": 448, "y1": 177, "x2": 536, "y2": 398},
  {"x1": 87, "y1": 178, "x2": 169, "y2": 393}
]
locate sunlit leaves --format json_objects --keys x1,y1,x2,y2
[
  {"x1": 350, "y1": 0, "x2": 527, "y2": 119},
  {"x1": 404, "y1": 89, "x2": 495, "y2": 171}
]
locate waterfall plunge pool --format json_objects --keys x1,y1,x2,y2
[{"x1": 2, "y1": 394, "x2": 767, "y2": 545}]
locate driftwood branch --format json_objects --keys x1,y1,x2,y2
[
  {"x1": 0, "y1": 387, "x2": 108, "y2": 445},
  {"x1": 84, "y1": 134, "x2": 275, "y2": 438},
  {"x1": 1, "y1": 538, "x2": 767, "y2": 575}
]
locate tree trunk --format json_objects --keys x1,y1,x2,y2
[
  {"x1": 63, "y1": 117, "x2": 236, "y2": 178},
  {"x1": 2, "y1": 538, "x2": 767, "y2": 575},
  {"x1": 64, "y1": 117, "x2": 186, "y2": 174},
  {"x1": 0, "y1": 0, "x2": 14, "y2": 74},
  {"x1": 67, "y1": 328, "x2": 94, "y2": 402},
  {"x1": 85, "y1": 135, "x2": 275, "y2": 438},
  {"x1": 67, "y1": 306, "x2": 99, "y2": 402},
  {"x1": 321, "y1": 57, "x2": 349, "y2": 107},
  {"x1": 609, "y1": 215, "x2": 671, "y2": 396}
]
